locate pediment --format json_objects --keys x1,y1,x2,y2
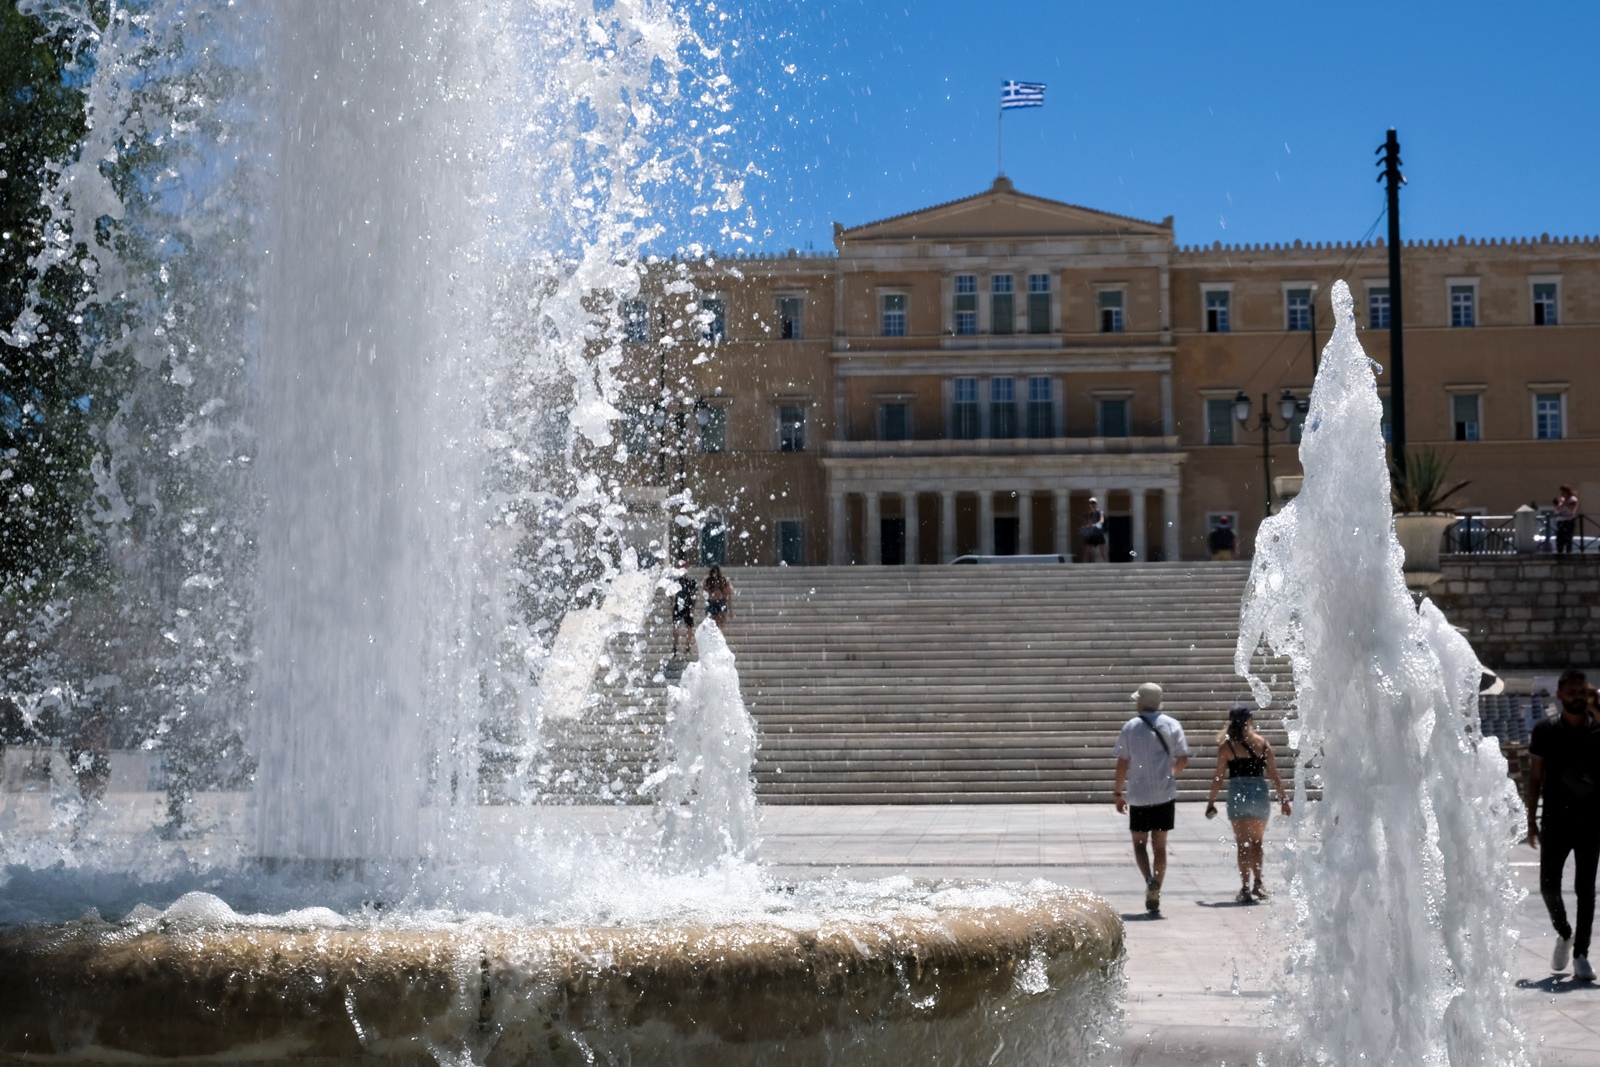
[{"x1": 837, "y1": 177, "x2": 1171, "y2": 245}]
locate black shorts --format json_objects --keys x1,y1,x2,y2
[
  {"x1": 673, "y1": 609, "x2": 694, "y2": 626},
  {"x1": 1129, "y1": 801, "x2": 1176, "y2": 833}
]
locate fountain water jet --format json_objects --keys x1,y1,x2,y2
[
  {"x1": 0, "y1": 1, "x2": 1126, "y2": 1062},
  {"x1": 1238, "y1": 280, "x2": 1530, "y2": 1065}
]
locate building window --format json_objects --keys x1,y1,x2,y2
[
  {"x1": 1097, "y1": 398, "x2": 1130, "y2": 438},
  {"x1": 699, "y1": 298, "x2": 726, "y2": 341},
  {"x1": 1285, "y1": 288, "x2": 1311, "y2": 331},
  {"x1": 1098, "y1": 290, "x2": 1124, "y2": 333},
  {"x1": 1027, "y1": 273, "x2": 1051, "y2": 334},
  {"x1": 989, "y1": 377, "x2": 1017, "y2": 439},
  {"x1": 777, "y1": 520, "x2": 805, "y2": 566},
  {"x1": 1205, "y1": 397, "x2": 1236, "y2": 446},
  {"x1": 991, "y1": 274, "x2": 1014, "y2": 335},
  {"x1": 1533, "y1": 283, "x2": 1559, "y2": 326},
  {"x1": 1205, "y1": 290, "x2": 1230, "y2": 333},
  {"x1": 952, "y1": 377, "x2": 980, "y2": 440},
  {"x1": 1534, "y1": 393, "x2": 1564, "y2": 440},
  {"x1": 621, "y1": 299, "x2": 650, "y2": 342},
  {"x1": 879, "y1": 401, "x2": 910, "y2": 442},
  {"x1": 697, "y1": 404, "x2": 727, "y2": 453},
  {"x1": 778, "y1": 404, "x2": 806, "y2": 452},
  {"x1": 700, "y1": 514, "x2": 727, "y2": 566},
  {"x1": 881, "y1": 293, "x2": 907, "y2": 337},
  {"x1": 1453, "y1": 394, "x2": 1481, "y2": 441},
  {"x1": 953, "y1": 274, "x2": 977, "y2": 335},
  {"x1": 1027, "y1": 376, "x2": 1054, "y2": 438},
  {"x1": 777, "y1": 296, "x2": 804, "y2": 340},
  {"x1": 1288, "y1": 402, "x2": 1307, "y2": 444},
  {"x1": 1369, "y1": 287, "x2": 1390, "y2": 330},
  {"x1": 622, "y1": 408, "x2": 654, "y2": 455},
  {"x1": 1450, "y1": 285, "x2": 1476, "y2": 328}
]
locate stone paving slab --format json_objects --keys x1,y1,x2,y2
[{"x1": 754, "y1": 802, "x2": 1600, "y2": 1067}]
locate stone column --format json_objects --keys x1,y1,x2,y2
[
  {"x1": 903, "y1": 491, "x2": 920, "y2": 566},
  {"x1": 1017, "y1": 492, "x2": 1033, "y2": 555},
  {"x1": 1053, "y1": 489, "x2": 1071, "y2": 559},
  {"x1": 1163, "y1": 487, "x2": 1181, "y2": 563},
  {"x1": 978, "y1": 490, "x2": 995, "y2": 556},
  {"x1": 940, "y1": 490, "x2": 957, "y2": 562},
  {"x1": 829, "y1": 491, "x2": 847, "y2": 565},
  {"x1": 864, "y1": 491, "x2": 881, "y2": 565},
  {"x1": 1130, "y1": 489, "x2": 1148, "y2": 563},
  {"x1": 1160, "y1": 372, "x2": 1174, "y2": 437}
]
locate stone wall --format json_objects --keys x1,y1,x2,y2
[{"x1": 1428, "y1": 557, "x2": 1600, "y2": 669}]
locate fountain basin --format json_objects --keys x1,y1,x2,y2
[{"x1": 0, "y1": 884, "x2": 1122, "y2": 1064}]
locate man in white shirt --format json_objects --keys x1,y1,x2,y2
[{"x1": 1113, "y1": 682, "x2": 1192, "y2": 915}]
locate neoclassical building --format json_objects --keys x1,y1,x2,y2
[{"x1": 621, "y1": 178, "x2": 1600, "y2": 565}]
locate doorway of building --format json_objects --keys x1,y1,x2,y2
[
  {"x1": 993, "y1": 516, "x2": 1020, "y2": 556},
  {"x1": 880, "y1": 517, "x2": 906, "y2": 565},
  {"x1": 1107, "y1": 515, "x2": 1133, "y2": 562}
]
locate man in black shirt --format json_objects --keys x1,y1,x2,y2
[
  {"x1": 670, "y1": 560, "x2": 698, "y2": 655},
  {"x1": 1528, "y1": 667, "x2": 1600, "y2": 982},
  {"x1": 1208, "y1": 516, "x2": 1238, "y2": 561}
]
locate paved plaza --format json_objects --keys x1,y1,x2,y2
[{"x1": 754, "y1": 802, "x2": 1600, "y2": 1066}]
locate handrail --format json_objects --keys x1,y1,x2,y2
[{"x1": 1441, "y1": 512, "x2": 1596, "y2": 558}]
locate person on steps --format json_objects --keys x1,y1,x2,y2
[
  {"x1": 1204, "y1": 704, "x2": 1291, "y2": 903},
  {"x1": 1113, "y1": 682, "x2": 1191, "y2": 915},
  {"x1": 670, "y1": 560, "x2": 698, "y2": 655},
  {"x1": 703, "y1": 565, "x2": 734, "y2": 633}
]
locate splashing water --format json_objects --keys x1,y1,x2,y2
[
  {"x1": 1, "y1": 0, "x2": 742, "y2": 874},
  {"x1": 0, "y1": 5, "x2": 1128, "y2": 1060},
  {"x1": 1237, "y1": 281, "x2": 1530, "y2": 1065},
  {"x1": 654, "y1": 619, "x2": 760, "y2": 869}
]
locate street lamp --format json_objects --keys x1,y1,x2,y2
[
  {"x1": 1234, "y1": 389, "x2": 1307, "y2": 517},
  {"x1": 652, "y1": 402, "x2": 713, "y2": 559}
]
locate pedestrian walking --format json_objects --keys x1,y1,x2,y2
[
  {"x1": 1527, "y1": 667, "x2": 1600, "y2": 982},
  {"x1": 1554, "y1": 485, "x2": 1580, "y2": 555},
  {"x1": 1208, "y1": 516, "x2": 1238, "y2": 561},
  {"x1": 1204, "y1": 705, "x2": 1291, "y2": 903},
  {"x1": 1113, "y1": 682, "x2": 1191, "y2": 915},
  {"x1": 1081, "y1": 497, "x2": 1109, "y2": 563},
  {"x1": 670, "y1": 560, "x2": 698, "y2": 655},
  {"x1": 703, "y1": 564, "x2": 734, "y2": 633}
]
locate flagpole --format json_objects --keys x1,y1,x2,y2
[{"x1": 997, "y1": 98, "x2": 1004, "y2": 176}]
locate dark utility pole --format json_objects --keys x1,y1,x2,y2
[{"x1": 1377, "y1": 129, "x2": 1406, "y2": 463}]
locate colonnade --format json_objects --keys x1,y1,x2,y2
[{"x1": 828, "y1": 486, "x2": 1181, "y2": 565}]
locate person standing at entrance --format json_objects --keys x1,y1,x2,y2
[
  {"x1": 1208, "y1": 516, "x2": 1238, "y2": 561},
  {"x1": 1113, "y1": 682, "x2": 1191, "y2": 915},
  {"x1": 1081, "y1": 497, "x2": 1109, "y2": 563},
  {"x1": 1527, "y1": 667, "x2": 1600, "y2": 981}
]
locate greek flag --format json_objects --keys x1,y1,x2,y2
[{"x1": 1001, "y1": 80, "x2": 1046, "y2": 109}]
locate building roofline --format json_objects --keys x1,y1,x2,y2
[{"x1": 835, "y1": 176, "x2": 1173, "y2": 244}]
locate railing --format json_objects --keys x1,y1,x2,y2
[{"x1": 1441, "y1": 512, "x2": 1597, "y2": 557}]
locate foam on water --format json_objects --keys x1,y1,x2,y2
[{"x1": 1237, "y1": 281, "x2": 1530, "y2": 1065}]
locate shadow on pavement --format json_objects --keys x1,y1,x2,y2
[{"x1": 1515, "y1": 974, "x2": 1596, "y2": 994}]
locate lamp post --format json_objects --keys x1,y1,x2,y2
[
  {"x1": 652, "y1": 402, "x2": 711, "y2": 560},
  {"x1": 1234, "y1": 389, "x2": 1307, "y2": 517}
]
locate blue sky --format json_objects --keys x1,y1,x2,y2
[{"x1": 716, "y1": 0, "x2": 1600, "y2": 253}]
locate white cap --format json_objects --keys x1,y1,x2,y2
[{"x1": 1131, "y1": 682, "x2": 1163, "y2": 710}]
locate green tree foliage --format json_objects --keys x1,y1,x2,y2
[{"x1": 0, "y1": 4, "x2": 98, "y2": 605}]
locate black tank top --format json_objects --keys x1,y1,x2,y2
[{"x1": 1226, "y1": 739, "x2": 1267, "y2": 779}]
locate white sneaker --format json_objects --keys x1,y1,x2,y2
[
  {"x1": 1552, "y1": 936, "x2": 1573, "y2": 972},
  {"x1": 1575, "y1": 956, "x2": 1595, "y2": 982}
]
